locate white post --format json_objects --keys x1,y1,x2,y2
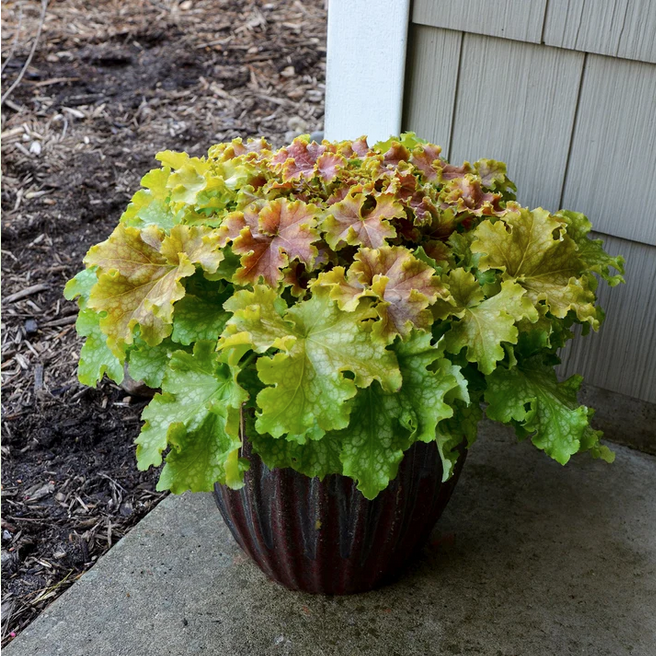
[{"x1": 324, "y1": 0, "x2": 411, "y2": 143}]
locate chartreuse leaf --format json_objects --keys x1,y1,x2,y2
[
  {"x1": 555, "y1": 210, "x2": 625, "y2": 287},
  {"x1": 135, "y1": 342, "x2": 248, "y2": 475},
  {"x1": 375, "y1": 132, "x2": 427, "y2": 153},
  {"x1": 84, "y1": 224, "x2": 224, "y2": 355},
  {"x1": 120, "y1": 167, "x2": 179, "y2": 230},
  {"x1": 434, "y1": 270, "x2": 538, "y2": 375},
  {"x1": 484, "y1": 358, "x2": 613, "y2": 465},
  {"x1": 335, "y1": 383, "x2": 414, "y2": 500},
  {"x1": 65, "y1": 269, "x2": 124, "y2": 386},
  {"x1": 128, "y1": 338, "x2": 187, "y2": 388},
  {"x1": 75, "y1": 309, "x2": 125, "y2": 386},
  {"x1": 64, "y1": 268, "x2": 98, "y2": 306},
  {"x1": 579, "y1": 413, "x2": 615, "y2": 463},
  {"x1": 471, "y1": 208, "x2": 599, "y2": 327},
  {"x1": 392, "y1": 331, "x2": 466, "y2": 444},
  {"x1": 172, "y1": 295, "x2": 231, "y2": 345},
  {"x1": 435, "y1": 399, "x2": 483, "y2": 481},
  {"x1": 159, "y1": 151, "x2": 209, "y2": 205},
  {"x1": 157, "y1": 411, "x2": 248, "y2": 493},
  {"x1": 248, "y1": 414, "x2": 344, "y2": 479},
  {"x1": 221, "y1": 285, "x2": 402, "y2": 442},
  {"x1": 221, "y1": 285, "x2": 296, "y2": 354}
]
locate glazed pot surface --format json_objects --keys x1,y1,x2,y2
[{"x1": 213, "y1": 439, "x2": 466, "y2": 595}]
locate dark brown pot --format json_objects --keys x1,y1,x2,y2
[{"x1": 213, "y1": 438, "x2": 466, "y2": 595}]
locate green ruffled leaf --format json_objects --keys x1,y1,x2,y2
[
  {"x1": 393, "y1": 331, "x2": 467, "y2": 444},
  {"x1": 172, "y1": 294, "x2": 230, "y2": 346},
  {"x1": 335, "y1": 383, "x2": 414, "y2": 500},
  {"x1": 128, "y1": 338, "x2": 185, "y2": 388},
  {"x1": 135, "y1": 341, "x2": 247, "y2": 474},
  {"x1": 484, "y1": 358, "x2": 613, "y2": 465},
  {"x1": 120, "y1": 167, "x2": 180, "y2": 230},
  {"x1": 471, "y1": 208, "x2": 599, "y2": 327},
  {"x1": 221, "y1": 285, "x2": 402, "y2": 442},
  {"x1": 435, "y1": 270, "x2": 538, "y2": 375},
  {"x1": 64, "y1": 268, "x2": 98, "y2": 306},
  {"x1": 555, "y1": 210, "x2": 625, "y2": 287},
  {"x1": 435, "y1": 398, "x2": 483, "y2": 481},
  {"x1": 374, "y1": 132, "x2": 427, "y2": 153},
  {"x1": 75, "y1": 309, "x2": 124, "y2": 386},
  {"x1": 157, "y1": 412, "x2": 248, "y2": 493},
  {"x1": 66, "y1": 269, "x2": 124, "y2": 386}
]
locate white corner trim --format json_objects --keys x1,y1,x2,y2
[{"x1": 324, "y1": 0, "x2": 411, "y2": 143}]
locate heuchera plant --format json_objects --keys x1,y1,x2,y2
[{"x1": 65, "y1": 133, "x2": 624, "y2": 500}]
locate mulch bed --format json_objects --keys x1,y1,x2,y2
[{"x1": 1, "y1": 0, "x2": 326, "y2": 645}]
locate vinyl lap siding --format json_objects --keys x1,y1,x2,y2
[{"x1": 402, "y1": 7, "x2": 656, "y2": 403}]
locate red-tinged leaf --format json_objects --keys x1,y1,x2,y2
[
  {"x1": 327, "y1": 186, "x2": 350, "y2": 205},
  {"x1": 327, "y1": 180, "x2": 374, "y2": 205},
  {"x1": 258, "y1": 199, "x2": 319, "y2": 264},
  {"x1": 210, "y1": 137, "x2": 271, "y2": 162},
  {"x1": 272, "y1": 138, "x2": 327, "y2": 181},
  {"x1": 337, "y1": 136, "x2": 371, "y2": 159},
  {"x1": 351, "y1": 246, "x2": 448, "y2": 340},
  {"x1": 317, "y1": 151, "x2": 347, "y2": 183},
  {"x1": 410, "y1": 144, "x2": 442, "y2": 182},
  {"x1": 474, "y1": 159, "x2": 514, "y2": 191},
  {"x1": 315, "y1": 242, "x2": 334, "y2": 267},
  {"x1": 395, "y1": 217, "x2": 423, "y2": 242},
  {"x1": 234, "y1": 230, "x2": 285, "y2": 287},
  {"x1": 422, "y1": 241, "x2": 454, "y2": 269},
  {"x1": 351, "y1": 137, "x2": 371, "y2": 158},
  {"x1": 409, "y1": 191, "x2": 440, "y2": 225},
  {"x1": 382, "y1": 143, "x2": 411, "y2": 166},
  {"x1": 216, "y1": 204, "x2": 261, "y2": 247},
  {"x1": 232, "y1": 199, "x2": 321, "y2": 286},
  {"x1": 437, "y1": 161, "x2": 472, "y2": 182},
  {"x1": 439, "y1": 175, "x2": 503, "y2": 215},
  {"x1": 232, "y1": 137, "x2": 270, "y2": 157},
  {"x1": 379, "y1": 166, "x2": 417, "y2": 202},
  {"x1": 425, "y1": 209, "x2": 459, "y2": 241},
  {"x1": 323, "y1": 191, "x2": 402, "y2": 250},
  {"x1": 283, "y1": 262, "x2": 310, "y2": 297}
]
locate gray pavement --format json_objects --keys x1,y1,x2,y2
[{"x1": 5, "y1": 422, "x2": 656, "y2": 656}]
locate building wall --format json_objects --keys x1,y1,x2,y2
[{"x1": 402, "y1": 1, "x2": 656, "y2": 403}]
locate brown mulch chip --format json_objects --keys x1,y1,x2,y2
[{"x1": 1, "y1": 0, "x2": 327, "y2": 646}]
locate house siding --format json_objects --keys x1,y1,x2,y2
[{"x1": 402, "y1": 8, "x2": 656, "y2": 403}]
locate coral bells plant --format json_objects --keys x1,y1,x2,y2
[{"x1": 65, "y1": 133, "x2": 624, "y2": 500}]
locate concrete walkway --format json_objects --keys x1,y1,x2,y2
[{"x1": 5, "y1": 423, "x2": 656, "y2": 656}]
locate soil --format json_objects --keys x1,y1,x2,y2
[{"x1": 1, "y1": 0, "x2": 326, "y2": 645}]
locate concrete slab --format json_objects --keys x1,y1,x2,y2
[{"x1": 5, "y1": 423, "x2": 656, "y2": 656}]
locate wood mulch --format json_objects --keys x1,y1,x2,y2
[{"x1": 1, "y1": 0, "x2": 326, "y2": 646}]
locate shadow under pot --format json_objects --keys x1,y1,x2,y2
[{"x1": 213, "y1": 436, "x2": 466, "y2": 595}]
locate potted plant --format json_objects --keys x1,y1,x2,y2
[{"x1": 65, "y1": 133, "x2": 624, "y2": 594}]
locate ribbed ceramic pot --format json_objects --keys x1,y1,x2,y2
[{"x1": 213, "y1": 437, "x2": 466, "y2": 595}]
